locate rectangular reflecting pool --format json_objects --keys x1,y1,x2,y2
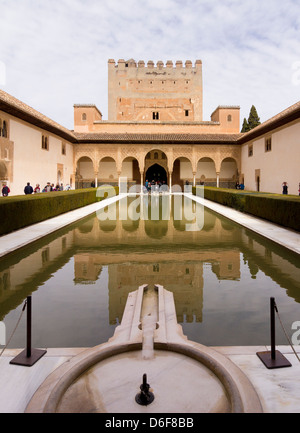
[{"x1": 1, "y1": 194, "x2": 300, "y2": 348}]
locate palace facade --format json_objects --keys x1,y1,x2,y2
[{"x1": 0, "y1": 59, "x2": 299, "y2": 196}]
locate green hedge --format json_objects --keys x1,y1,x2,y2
[
  {"x1": 193, "y1": 186, "x2": 300, "y2": 232},
  {"x1": 0, "y1": 186, "x2": 119, "y2": 236}
]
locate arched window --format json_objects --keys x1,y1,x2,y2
[
  {"x1": 2, "y1": 121, "x2": 7, "y2": 138},
  {"x1": 227, "y1": 114, "x2": 232, "y2": 122},
  {"x1": 42, "y1": 135, "x2": 49, "y2": 150},
  {"x1": 82, "y1": 113, "x2": 87, "y2": 121},
  {"x1": 154, "y1": 152, "x2": 158, "y2": 160}
]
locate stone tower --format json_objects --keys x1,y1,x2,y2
[{"x1": 108, "y1": 59, "x2": 203, "y2": 122}]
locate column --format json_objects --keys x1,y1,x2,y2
[
  {"x1": 216, "y1": 172, "x2": 220, "y2": 188},
  {"x1": 118, "y1": 171, "x2": 124, "y2": 193},
  {"x1": 94, "y1": 172, "x2": 98, "y2": 188},
  {"x1": 193, "y1": 172, "x2": 196, "y2": 187},
  {"x1": 140, "y1": 171, "x2": 144, "y2": 193},
  {"x1": 169, "y1": 171, "x2": 172, "y2": 193}
]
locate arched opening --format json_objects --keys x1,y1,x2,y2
[
  {"x1": 145, "y1": 163, "x2": 167, "y2": 185},
  {"x1": 98, "y1": 157, "x2": 118, "y2": 186},
  {"x1": 172, "y1": 157, "x2": 193, "y2": 189},
  {"x1": 0, "y1": 161, "x2": 7, "y2": 179},
  {"x1": 220, "y1": 157, "x2": 238, "y2": 188},
  {"x1": 76, "y1": 156, "x2": 94, "y2": 189},
  {"x1": 121, "y1": 157, "x2": 140, "y2": 189},
  {"x1": 144, "y1": 149, "x2": 168, "y2": 186},
  {"x1": 196, "y1": 157, "x2": 216, "y2": 186},
  {"x1": 0, "y1": 161, "x2": 8, "y2": 191}
]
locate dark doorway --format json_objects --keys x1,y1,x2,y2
[{"x1": 146, "y1": 164, "x2": 167, "y2": 184}]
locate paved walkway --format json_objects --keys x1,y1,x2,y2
[
  {"x1": 1, "y1": 345, "x2": 300, "y2": 413},
  {"x1": 0, "y1": 193, "x2": 300, "y2": 413}
]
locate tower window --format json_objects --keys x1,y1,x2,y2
[
  {"x1": 153, "y1": 112, "x2": 159, "y2": 120},
  {"x1": 185, "y1": 110, "x2": 189, "y2": 117},
  {"x1": 82, "y1": 113, "x2": 87, "y2": 121},
  {"x1": 227, "y1": 114, "x2": 232, "y2": 122},
  {"x1": 62, "y1": 143, "x2": 66, "y2": 155}
]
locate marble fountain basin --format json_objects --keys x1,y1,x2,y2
[{"x1": 25, "y1": 285, "x2": 263, "y2": 413}]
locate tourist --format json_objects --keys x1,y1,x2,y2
[
  {"x1": 34, "y1": 184, "x2": 40, "y2": 193},
  {"x1": 24, "y1": 182, "x2": 33, "y2": 194},
  {"x1": 235, "y1": 181, "x2": 240, "y2": 189},
  {"x1": 282, "y1": 182, "x2": 288, "y2": 194},
  {"x1": 60, "y1": 183, "x2": 64, "y2": 191},
  {"x1": 298, "y1": 183, "x2": 300, "y2": 196},
  {"x1": 239, "y1": 183, "x2": 245, "y2": 190},
  {"x1": 44, "y1": 182, "x2": 52, "y2": 192},
  {"x1": 1, "y1": 182, "x2": 10, "y2": 197}
]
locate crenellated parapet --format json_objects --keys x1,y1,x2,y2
[{"x1": 108, "y1": 59, "x2": 202, "y2": 71}]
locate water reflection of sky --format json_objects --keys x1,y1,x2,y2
[{"x1": 0, "y1": 196, "x2": 300, "y2": 348}]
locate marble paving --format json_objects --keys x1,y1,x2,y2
[{"x1": 1, "y1": 346, "x2": 300, "y2": 413}]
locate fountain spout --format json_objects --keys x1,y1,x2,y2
[{"x1": 140, "y1": 286, "x2": 158, "y2": 360}]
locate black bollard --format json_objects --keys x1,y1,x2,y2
[
  {"x1": 256, "y1": 297, "x2": 291, "y2": 369},
  {"x1": 10, "y1": 296, "x2": 47, "y2": 367},
  {"x1": 135, "y1": 373, "x2": 155, "y2": 406}
]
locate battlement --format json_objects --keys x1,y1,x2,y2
[{"x1": 108, "y1": 59, "x2": 202, "y2": 70}]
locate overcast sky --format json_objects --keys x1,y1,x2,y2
[{"x1": 1, "y1": 0, "x2": 299, "y2": 130}]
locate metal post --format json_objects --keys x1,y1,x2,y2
[
  {"x1": 10, "y1": 296, "x2": 47, "y2": 367},
  {"x1": 26, "y1": 296, "x2": 32, "y2": 358},
  {"x1": 256, "y1": 297, "x2": 291, "y2": 369},
  {"x1": 270, "y1": 297, "x2": 276, "y2": 360}
]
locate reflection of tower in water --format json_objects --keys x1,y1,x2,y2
[{"x1": 107, "y1": 261, "x2": 204, "y2": 325}]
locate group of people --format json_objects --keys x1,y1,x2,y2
[
  {"x1": 24, "y1": 182, "x2": 70, "y2": 194},
  {"x1": 1, "y1": 181, "x2": 71, "y2": 197},
  {"x1": 144, "y1": 179, "x2": 168, "y2": 193}
]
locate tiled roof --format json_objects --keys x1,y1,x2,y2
[
  {"x1": 74, "y1": 132, "x2": 242, "y2": 144},
  {"x1": 0, "y1": 89, "x2": 77, "y2": 142},
  {"x1": 0, "y1": 88, "x2": 299, "y2": 146},
  {"x1": 238, "y1": 100, "x2": 300, "y2": 144}
]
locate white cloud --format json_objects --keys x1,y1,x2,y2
[{"x1": 0, "y1": 0, "x2": 299, "y2": 129}]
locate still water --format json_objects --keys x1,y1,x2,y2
[{"x1": 0, "y1": 195, "x2": 300, "y2": 348}]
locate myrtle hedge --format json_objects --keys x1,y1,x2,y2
[
  {"x1": 0, "y1": 186, "x2": 119, "y2": 236},
  {"x1": 192, "y1": 186, "x2": 300, "y2": 232}
]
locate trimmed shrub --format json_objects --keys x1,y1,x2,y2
[
  {"x1": 0, "y1": 186, "x2": 119, "y2": 236},
  {"x1": 192, "y1": 186, "x2": 300, "y2": 232}
]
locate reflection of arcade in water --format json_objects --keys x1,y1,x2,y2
[{"x1": 0, "y1": 196, "x2": 300, "y2": 331}]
